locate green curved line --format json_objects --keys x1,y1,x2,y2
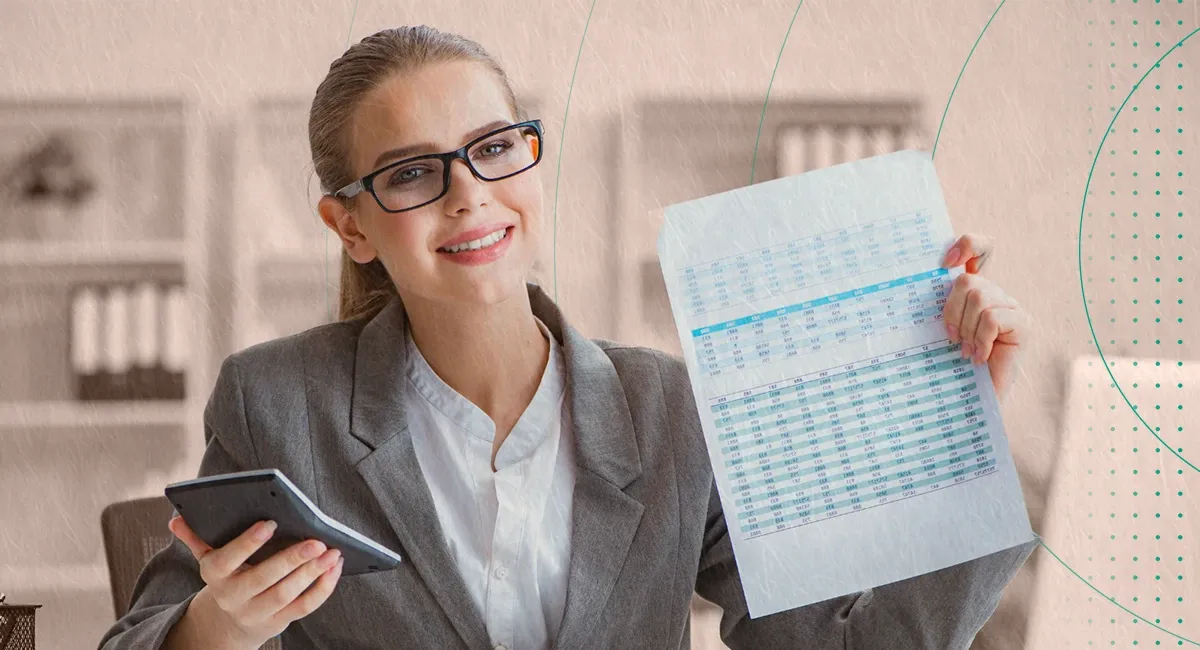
[
  {"x1": 931, "y1": 0, "x2": 1006, "y2": 159},
  {"x1": 749, "y1": 0, "x2": 806, "y2": 186},
  {"x1": 1038, "y1": 537, "x2": 1199, "y2": 645},
  {"x1": 551, "y1": 0, "x2": 601, "y2": 303},
  {"x1": 1077, "y1": 27, "x2": 1200, "y2": 473},
  {"x1": 930, "y1": 10, "x2": 1198, "y2": 638},
  {"x1": 327, "y1": 0, "x2": 361, "y2": 319},
  {"x1": 931, "y1": 7, "x2": 1197, "y2": 636},
  {"x1": 748, "y1": 0, "x2": 1195, "y2": 637}
]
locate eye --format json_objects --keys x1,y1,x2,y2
[
  {"x1": 385, "y1": 164, "x2": 434, "y2": 187},
  {"x1": 474, "y1": 139, "x2": 513, "y2": 159}
]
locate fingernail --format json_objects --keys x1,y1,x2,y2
[
  {"x1": 962, "y1": 342, "x2": 974, "y2": 359},
  {"x1": 324, "y1": 549, "x2": 342, "y2": 567},
  {"x1": 256, "y1": 521, "x2": 277, "y2": 541},
  {"x1": 942, "y1": 246, "x2": 958, "y2": 267},
  {"x1": 947, "y1": 325, "x2": 958, "y2": 342}
]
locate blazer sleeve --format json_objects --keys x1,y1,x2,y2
[
  {"x1": 98, "y1": 355, "x2": 262, "y2": 650},
  {"x1": 693, "y1": 478, "x2": 1038, "y2": 649}
]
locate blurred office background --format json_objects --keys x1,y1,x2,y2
[{"x1": 0, "y1": 1, "x2": 1196, "y2": 648}]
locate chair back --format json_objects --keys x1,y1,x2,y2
[
  {"x1": 100, "y1": 496, "x2": 176, "y2": 620},
  {"x1": 100, "y1": 496, "x2": 283, "y2": 649}
]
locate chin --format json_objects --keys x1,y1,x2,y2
[{"x1": 447, "y1": 266, "x2": 529, "y2": 307}]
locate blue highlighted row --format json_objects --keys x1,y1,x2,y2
[
  {"x1": 740, "y1": 458, "x2": 997, "y2": 534},
  {"x1": 691, "y1": 267, "x2": 950, "y2": 337},
  {"x1": 710, "y1": 340, "x2": 963, "y2": 412},
  {"x1": 724, "y1": 397, "x2": 983, "y2": 469},
  {"x1": 723, "y1": 397, "x2": 983, "y2": 472},
  {"x1": 738, "y1": 443, "x2": 993, "y2": 520},
  {"x1": 715, "y1": 355, "x2": 974, "y2": 433},
  {"x1": 731, "y1": 424, "x2": 990, "y2": 497},
  {"x1": 700, "y1": 302, "x2": 946, "y2": 375},
  {"x1": 713, "y1": 345, "x2": 966, "y2": 421}
]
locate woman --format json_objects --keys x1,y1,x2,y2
[{"x1": 100, "y1": 25, "x2": 1036, "y2": 650}]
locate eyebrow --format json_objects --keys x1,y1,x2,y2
[{"x1": 370, "y1": 120, "x2": 513, "y2": 169}]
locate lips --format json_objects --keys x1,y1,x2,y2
[
  {"x1": 435, "y1": 225, "x2": 515, "y2": 266},
  {"x1": 437, "y1": 223, "x2": 515, "y2": 251}
]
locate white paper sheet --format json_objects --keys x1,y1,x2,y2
[{"x1": 656, "y1": 149, "x2": 1034, "y2": 618}]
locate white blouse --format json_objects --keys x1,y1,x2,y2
[{"x1": 402, "y1": 318, "x2": 576, "y2": 650}]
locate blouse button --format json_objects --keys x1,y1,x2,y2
[{"x1": 494, "y1": 565, "x2": 509, "y2": 580}]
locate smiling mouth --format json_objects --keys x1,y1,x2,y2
[{"x1": 437, "y1": 227, "x2": 512, "y2": 254}]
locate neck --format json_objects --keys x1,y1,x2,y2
[{"x1": 403, "y1": 285, "x2": 550, "y2": 430}]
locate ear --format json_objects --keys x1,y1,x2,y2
[{"x1": 318, "y1": 194, "x2": 377, "y2": 264}]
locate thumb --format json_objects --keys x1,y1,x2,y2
[{"x1": 168, "y1": 515, "x2": 213, "y2": 560}]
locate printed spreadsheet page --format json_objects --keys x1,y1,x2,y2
[{"x1": 656, "y1": 149, "x2": 1034, "y2": 618}]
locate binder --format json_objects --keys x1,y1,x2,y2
[
  {"x1": 70, "y1": 285, "x2": 102, "y2": 400},
  {"x1": 68, "y1": 280, "x2": 188, "y2": 402},
  {"x1": 101, "y1": 285, "x2": 132, "y2": 400},
  {"x1": 162, "y1": 284, "x2": 187, "y2": 400},
  {"x1": 132, "y1": 281, "x2": 161, "y2": 399}
]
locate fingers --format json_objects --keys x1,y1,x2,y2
[
  {"x1": 271, "y1": 556, "x2": 345, "y2": 625},
  {"x1": 943, "y1": 273, "x2": 972, "y2": 346},
  {"x1": 943, "y1": 273, "x2": 1018, "y2": 361},
  {"x1": 197, "y1": 520, "x2": 278, "y2": 587},
  {"x1": 971, "y1": 306, "x2": 1027, "y2": 364},
  {"x1": 168, "y1": 515, "x2": 213, "y2": 559},
  {"x1": 226, "y1": 539, "x2": 329, "y2": 607},
  {"x1": 245, "y1": 549, "x2": 342, "y2": 624},
  {"x1": 941, "y1": 233, "x2": 994, "y2": 273},
  {"x1": 958, "y1": 287, "x2": 986, "y2": 362}
]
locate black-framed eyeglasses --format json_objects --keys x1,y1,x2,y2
[{"x1": 333, "y1": 119, "x2": 545, "y2": 214}]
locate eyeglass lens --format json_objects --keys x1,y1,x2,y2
[{"x1": 373, "y1": 123, "x2": 540, "y2": 212}]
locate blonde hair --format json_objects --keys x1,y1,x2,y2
[{"x1": 309, "y1": 25, "x2": 522, "y2": 321}]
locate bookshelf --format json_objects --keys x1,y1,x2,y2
[
  {"x1": 0, "y1": 400, "x2": 186, "y2": 429},
  {"x1": 0, "y1": 240, "x2": 188, "y2": 267},
  {"x1": 230, "y1": 97, "x2": 340, "y2": 351},
  {"x1": 0, "y1": 97, "x2": 210, "y2": 619}
]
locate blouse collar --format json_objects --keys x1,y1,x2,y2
[{"x1": 403, "y1": 314, "x2": 566, "y2": 469}]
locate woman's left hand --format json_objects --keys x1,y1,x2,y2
[{"x1": 940, "y1": 233, "x2": 1030, "y2": 401}]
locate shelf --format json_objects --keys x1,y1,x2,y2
[
  {"x1": 257, "y1": 253, "x2": 341, "y2": 268},
  {"x1": 0, "y1": 400, "x2": 186, "y2": 429},
  {"x1": 0, "y1": 562, "x2": 110, "y2": 592},
  {"x1": 0, "y1": 241, "x2": 187, "y2": 267}
]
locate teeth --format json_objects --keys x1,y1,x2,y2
[{"x1": 443, "y1": 228, "x2": 507, "y2": 253}]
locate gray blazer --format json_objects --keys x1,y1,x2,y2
[{"x1": 99, "y1": 283, "x2": 1036, "y2": 650}]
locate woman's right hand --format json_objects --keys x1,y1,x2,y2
[{"x1": 165, "y1": 516, "x2": 344, "y2": 650}]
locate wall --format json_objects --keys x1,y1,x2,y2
[{"x1": 1, "y1": 0, "x2": 1196, "y2": 648}]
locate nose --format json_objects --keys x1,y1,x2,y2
[{"x1": 442, "y1": 157, "x2": 488, "y2": 216}]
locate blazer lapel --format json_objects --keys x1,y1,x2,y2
[
  {"x1": 347, "y1": 297, "x2": 490, "y2": 650},
  {"x1": 528, "y1": 285, "x2": 647, "y2": 649},
  {"x1": 345, "y1": 285, "x2": 648, "y2": 650}
]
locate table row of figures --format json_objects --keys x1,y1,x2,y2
[{"x1": 69, "y1": 281, "x2": 189, "y2": 401}]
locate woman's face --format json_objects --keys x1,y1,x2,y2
[{"x1": 322, "y1": 60, "x2": 545, "y2": 308}]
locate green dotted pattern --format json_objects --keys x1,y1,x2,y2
[
  {"x1": 324, "y1": 1, "x2": 1198, "y2": 647},
  {"x1": 1072, "y1": 359, "x2": 1194, "y2": 647},
  {"x1": 1079, "y1": 1, "x2": 1196, "y2": 646}
]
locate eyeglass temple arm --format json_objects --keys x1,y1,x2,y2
[{"x1": 334, "y1": 179, "x2": 364, "y2": 198}]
